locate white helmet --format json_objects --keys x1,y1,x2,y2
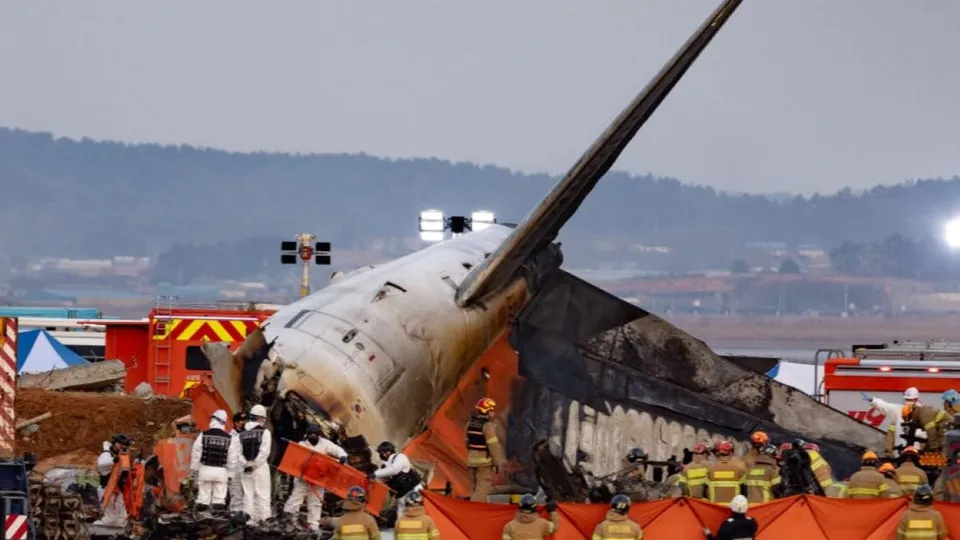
[
  {"x1": 904, "y1": 387, "x2": 920, "y2": 401},
  {"x1": 211, "y1": 409, "x2": 228, "y2": 424},
  {"x1": 730, "y1": 495, "x2": 748, "y2": 514},
  {"x1": 250, "y1": 404, "x2": 268, "y2": 418}
]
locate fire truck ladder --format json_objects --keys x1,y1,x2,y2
[{"x1": 152, "y1": 295, "x2": 179, "y2": 396}]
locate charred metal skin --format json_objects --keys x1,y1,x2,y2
[{"x1": 206, "y1": 225, "x2": 548, "y2": 461}]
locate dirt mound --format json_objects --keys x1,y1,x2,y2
[{"x1": 15, "y1": 388, "x2": 192, "y2": 461}]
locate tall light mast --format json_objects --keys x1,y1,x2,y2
[{"x1": 281, "y1": 234, "x2": 331, "y2": 298}]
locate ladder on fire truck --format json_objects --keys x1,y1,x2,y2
[{"x1": 152, "y1": 295, "x2": 179, "y2": 396}]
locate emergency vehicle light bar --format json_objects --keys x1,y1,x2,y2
[{"x1": 858, "y1": 359, "x2": 960, "y2": 370}]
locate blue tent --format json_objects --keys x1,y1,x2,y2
[{"x1": 16, "y1": 329, "x2": 88, "y2": 374}]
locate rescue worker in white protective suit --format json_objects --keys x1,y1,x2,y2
[
  {"x1": 283, "y1": 424, "x2": 348, "y2": 529},
  {"x1": 228, "y1": 411, "x2": 246, "y2": 513},
  {"x1": 238, "y1": 404, "x2": 273, "y2": 523},
  {"x1": 863, "y1": 387, "x2": 924, "y2": 457},
  {"x1": 190, "y1": 409, "x2": 240, "y2": 512},
  {"x1": 93, "y1": 433, "x2": 132, "y2": 527}
]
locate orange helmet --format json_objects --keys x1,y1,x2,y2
[
  {"x1": 714, "y1": 440, "x2": 734, "y2": 455},
  {"x1": 692, "y1": 442, "x2": 709, "y2": 455},
  {"x1": 878, "y1": 462, "x2": 895, "y2": 474},
  {"x1": 476, "y1": 397, "x2": 496, "y2": 414},
  {"x1": 750, "y1": 431, "x2": 769, "y2": 446},
  {"x1": 902, "y1": 403, "x2": 916, "y2": 419},
  {"x1": 862, "y1": 450, "x2": 879, "y2": 464}
]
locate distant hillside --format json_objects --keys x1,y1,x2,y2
[{"x1": 2, "y1": 128, "x2": 959, "y2": 268}]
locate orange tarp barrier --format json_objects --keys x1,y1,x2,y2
[
  {"x1": 277, "y1": 440, "x2": 390, "y2": 514},
  {"x1": 421, "y1": 492, "x2": 960, "y2": 539},
  {"x1": 402, "y1": 330, "x2": 519, "y2": 496}
]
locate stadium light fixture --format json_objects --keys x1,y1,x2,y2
[
  {"x1": 418, "y1": 208, "x2": 500, "y2": 243},
  {"x1": 945, "y1": 218, "x2": 960, "y2": 249},
  {"x1": 419, "y1": 210, "x2": 446, "y2": 242},
  {"x1": 471, "y1": 210, "x2": 497, "y2": 231}
]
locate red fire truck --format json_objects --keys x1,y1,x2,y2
[
  {"x1": 87, "y1": 302, "x2": 278, "y2": 397},
  {"x1": 821, "y1": 341, "x2": 960, "y2": 432}
]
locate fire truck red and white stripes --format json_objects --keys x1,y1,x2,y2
[
  {"x1": 3, "y1": 514, "x2": 28, "y2": 540},
  {"x1": 0, "y1": 317, "x2": 17, "y2": 456}
]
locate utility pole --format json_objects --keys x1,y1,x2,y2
[{"x1": 281, "y1": 234, "x2": 331, "y2": 298}]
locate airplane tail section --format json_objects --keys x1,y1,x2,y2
[
  {"x1": 455, "y1": 0, "x2": 743, "y2": 307},
  {"x1": 203, "y1": 325, "x2": 273, "y2": 414}
]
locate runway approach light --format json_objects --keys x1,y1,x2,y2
[
  {"x1": 945, "y1": 218, "x2": 960, "y2": 249},
  {"x1": 418, "y1": 209, "x2": 497, "y2": 242}
]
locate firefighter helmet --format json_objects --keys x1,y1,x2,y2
[
  {"x1": 403, "y1": 491, "x2": 424, "y2": 506},
  {"x1": 626, "y1": 448, "x2": 648, "y2": 464},
  {"x1": 476, "y1": 398, "x2": 496, "y2": 414},
  {"x1": 760, "y1": 444, "x2": 778, "y2": 457},
  {"x1": 518, "y1": 494, "x2": 537, "y2": 513},
  {"x1": 250, "y1": 404, "x2": 268, "y2": 418},
  {"x1": 714, "y1": 440, "x2": 734, "y2": 455},
  {"x1": 346, "y1": 485, "x2": 366, "y2": 504},
  {"x1": 901, "y1": 446, "x2": 920, "y2": 461},
  {"x1": 611, "y1": 494, "x2": 631, "y2": 515},
  {"x1": 878, "y1": 462, "x2": 895, "y2": 474},
  {"x1": 802, "y1": 442, "x2": 820, "y2": 452},
  {"x1": 943, "y1": 389, "x2": 960, "y2": 406},
  {"x1": 861, "y1": 450, "x2": 879, "y2": 465},
  {"x1": 904, "y1": 387, "x2": 920, "y2": 401},
  {"x1": 914, "y1": 484, "x2": 934, "y2": 505},
  {"x1": 750, "y1": 431, "x2": 769, "y2": 446},
  {"x1": 692, "y1": 442, "x2": 709, "y2": 455},
  {"x1": 730, "y1": 495, "x2": 749, "y2": 514},
  {"x1": 376, "y1": 441, "x2": 396, "y2": 455},
  {"x1": 901, "y1": 403, "x2": 915, "y2": 419}
]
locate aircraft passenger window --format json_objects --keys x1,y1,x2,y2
[
  {"x1": 185, "y1": 346, "x2": 211, "y2": 371},
  {"x1": 342, "y1": 329, "x2": 357, "y2": 343}
]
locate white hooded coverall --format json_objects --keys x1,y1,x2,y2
[
  {"x1": 871, "y1": 396, "x2": 925, "y2": 453},
  {"x1": 239, "y1": 421, "x2": 273, "y2": 523},
  {"x1": 283, "y1": 436, "x2": 347, "y2": 527},
  {"x1": 228, "y1": 428, "x2": 244, "y2": 512},
  {"x1": 94, "y1": 442, "x2": 128, "y2": 526},
  {"x1": 190, "y1": 418, "x2": 240, "y2": 507}
]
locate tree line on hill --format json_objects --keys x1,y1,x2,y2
[{"x1": 3, "y1": 128, "x2": 960, "y2": 282}]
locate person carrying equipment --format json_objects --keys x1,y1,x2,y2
[
  {"x1": 895, "y1": 447, "x2": 929, "y2": 497},
  {"x1": 878, "y1": 463, "x2": 905, "y2": 498},
  {"x1": 863, "y1": 387, "x2": 922, "y2": 457},
  {"x1": 613, "y1": 448, "x2": 656, "y2": 502},
  {"x1": 93, "y1": 433, "x2": 132, "y2": 527},
  {"x1": 744, "y1": 431, "x2": 768, "y2": 468},
  {"x1": 744, "y1": 444, "x2": 782, "y2": 504},
  {"x1": 902, "y1": 402, "x2": 952, "y2": 453},
  {"x1": 704, "y1": 495, "x2": 757, "y2": 540},
  {"x1": 591, "y1": 494, "x2": 643, "y2": 540},
  {"x1": 465, "y1": 397, "x2": 505, "y2": 502},
  {"x1": 372, "y1": 441, "x2": 422, "y2": 499},
  {"x1": 284, "y1": 424, "x2": 348, "y2": 529},
  {"x1": 501, "y1": 494, "x2": 559, "y2": 540},
  {"x1": 239, "y1": 404, "x2": 272, "y2": 523},
  {"x1": 189, "y1": 409, "x2": 239, "y2": 512},
  {"x1": 333, "y1": 486, "x2": 381, "y2": 540},
  {"x1": 894, "y1": 485, "x2": 948, "y2": 540},
  {"x1": 706, "y1": 441, "x2": 746, "y2": 504},
  {"x1": 844, "y1": 451, "x2": 889, "y2": 499},
  {"x1": 678, "y1": 442, "x2": 711, "y2": 499},
  {"x1": 394, "y1": 491, "x2": 440, "y2": 540}
]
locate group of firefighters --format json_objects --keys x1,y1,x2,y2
[{"x1": 88, "y1": 390, "x2": 960, "y2": 539}]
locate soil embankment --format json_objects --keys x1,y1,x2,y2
[
  {"x1": 14, "y1": 388, "x2": 192, "y2": 465},
  {"x1": 666, "y1": 314, "x2": 960, "y2": 350}
]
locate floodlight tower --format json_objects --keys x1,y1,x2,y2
[
  {"x1": 281, "y1": 234, "x2": 332, "y2": 298},
  {"x1": 417, "y1": 209, "x2": 497, "y2": 243}
]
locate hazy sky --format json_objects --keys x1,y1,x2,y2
[{"x1": 1, "y1": 1, "x2": 958, "y2": 195}]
